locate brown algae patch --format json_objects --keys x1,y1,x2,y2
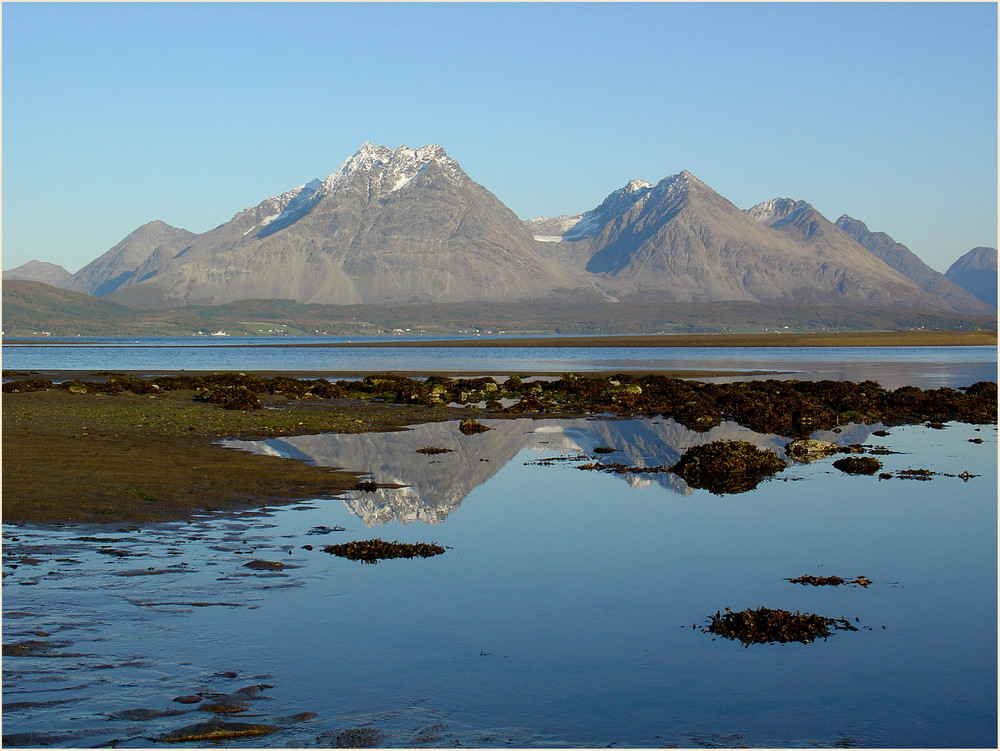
[
  {"x1": 331, "y1": 727, "x2": 387, "y2": 748},
  {"x1": 785, "y1": 438, "x2": 839, "y2": 462},
  {"x1": 459, "y1": 418, "x2": 491, "y2": 435},
  {"x1": 832, "y1": 456, "x2": 883, "y2": 475},
  {"x1": 703, "y1": 606, "x2": 859, "y2": 646},
  {"x1": 787, "y1": 574, "x2": 872, "y2": 587},
  {"x1": 243, "y1": 559, "x2": 286, "y2": 571},
  {"x1": 415, "y1": 446, "x2": 453, "y2": 455},
  {"x1": 158, "y1": 719, "x2": 279, "y2": 743},
  {"x1": 322, "y1": 539, "x2": 446, "y2": 564},
  {"x1": 672, "y1": 440, "x2": 785, "y2": 495}
]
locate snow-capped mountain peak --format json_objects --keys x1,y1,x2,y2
[{"x1": 321, "y1": 142, "x2": 462, "y2": 195}]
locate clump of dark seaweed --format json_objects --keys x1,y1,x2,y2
[
  {"x1": 355, "y1": 480, "x2": 379, "y2": 492},
  {"x1": 199, "y1": 385, "x2": 262, "y2": 411},
  {"x1": 243, "y1": 559, "x2": 284, "y2": 571},
  {"x1": 703, "y1": 606, "x2": 858, "y2": 646},
  {"x1": 832, "y1": 456, "x2": 882, "y2": 475},
  {"x1": 576, "y1": 461, "x2": 672, "y2": 475},
  {"x1": 671, "y1": 440, "x2": 785, "y2": 495},
  {"x1": 592, "y1": 446, "x2": 618, "y2": 454},
  {"x1": 322, "y1": 539, "x2": 445, "y2": 564},
  {"x1": 459, "y1": 418, "x2": 491, "y2": 435},
  {"x1": 415, "y1": 446, "x2": 452, "y2": 455},
  {"x1": 158, "y1": 719, "x2": 279, "y2": 743},
  {"x1": 2, "y1": 378, "x2": 54, "y2": 393},
  {"x1": 787, "y1": 574, "x2": 872, "y2": 588},
  {"x1": 785, "y1": 438, "x2": 838, "y2": 462},
  {"x1": 897, "y1": 467, "x2": 935, "y2": 480},
  {"x1": 330, "y1": 728, "x2": 386, "y2": 748},
  {"x1": 878, "y1": 467, "x2": 977, "y2": 482}
]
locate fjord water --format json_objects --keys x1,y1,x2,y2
[
  {"x1": 3, "y1": 417, "x2": 996, "y2": 747},
  {"x1": 2, "y1": 336, "x2": 997, "y2": 388}
]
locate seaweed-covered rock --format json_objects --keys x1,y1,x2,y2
[
  {"x1": 200, "y1": 385, "x2": 262, "y2": 411},
  {"x1": 459, "y1": 418, "x2": 491, "y2": 435},
  {"x1": 243, "y1": 559, "x2": 284, "y2": 571},
  {"x1": 672, "y1": 440, "x2": 785, "y2": 495},
  {"x1": 158, "y1": 719, "x2": 278, "y2": 743},
  {"x1": 832, "y1": 456, "x2": 882, "y2": 475},
  {"x1": 330, "y1": 728, "x2": 386, "y2": 748},
  {"x1": 322, "y1": 539, "x2": 445, "y2": 564},
  {"x1": 785, "y1": 439, "x2": 838, "y2": 462},
  {"x1": 2, "y1": 378, "x2": 53, "y2": 393},
  {"x1": 307, "y1": 378, "x2": 346, "y2": 399},
  {"x1": 703, "y1": 606, "x2": 858, "y2": 646}
]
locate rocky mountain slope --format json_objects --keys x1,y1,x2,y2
[
  {"x1": 946, "y1": 247, "x2": 998, "y2": 307},
  {"x1": 67, "y1": 220, "x2": 196, "y2": 297},
  {"x1": 536, "y1": 173, "x2": 945, "y2": 308},
  {"x1": 101, "y1": 144, "x2": 587, "y2": 307},
  {"x1": 833, "y1": 215, "x2": 992, "y2": 313}
]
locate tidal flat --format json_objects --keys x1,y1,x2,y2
[{"x1": 2, "y1": 371, "x2": 998, "y2": 747}]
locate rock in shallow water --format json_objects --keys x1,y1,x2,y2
[{"x1": 157, "y1": 719, "x2": 278, "y2": 743}]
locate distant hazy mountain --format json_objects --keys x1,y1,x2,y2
[
  {"x1": 104, "y1": 143, "x2": 586, "y2": 307},
  {"x1": 3, "y1": 260, "x2": 72, "y2": 287},
  {"x1": 946, "y1": 247, "x2": 998, "y2": 307},
  {"x1": 833, "y1": 215, "x2": 992, "y2": 313},
  {"x1": 67, "y1": 220, "x2": 196, "y2": 297}
]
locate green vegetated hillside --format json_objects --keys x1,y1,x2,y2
[{"x1": 2, "y1": 280, "x2": 996, "y2": 338}]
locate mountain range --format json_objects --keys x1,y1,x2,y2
[{"x1": 4, "y1": 142, "x2": 996, "y2": 313}]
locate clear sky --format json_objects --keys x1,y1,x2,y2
[{"x1": 2, "y1": 2, "x2": 996, "y2": 274}]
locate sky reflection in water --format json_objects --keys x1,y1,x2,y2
[{"x1": 3, "y1": 417, "x2": 996, "y2": 748}]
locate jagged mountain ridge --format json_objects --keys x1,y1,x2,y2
[
  {"x1": 833, "y1": 215, "x2": 992, "y2": 313},
  {"x1": 21, "y1": 142, "x2": 995, "y2": 312}
]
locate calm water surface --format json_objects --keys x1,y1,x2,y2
[
  {"x1": 2, "y1": 336, "x2": 996, "y2": 388},
  {"x1": 3, "y1": 418, "x2": 996, "y2": 747}
]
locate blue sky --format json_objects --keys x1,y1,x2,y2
[{"x1": 2, "y1": 2, "x2": 996, "y2": 274}]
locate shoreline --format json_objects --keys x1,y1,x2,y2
[{"x1": 4, "y1": 329, "x2": 997, "y2": 348}]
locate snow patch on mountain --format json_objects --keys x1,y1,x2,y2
[
  {"x1": 746, "y1": 197, "x2": 807, "y2": 225},
  {"x1": 524, "y1": 214, "x2": 584, "y2": 242},
  {"x1": 259, "y1": 179, "x2": 324, "y2": 228},
  {"x1": 563, "y1": 179, "x2": 654, "y2": 242}
]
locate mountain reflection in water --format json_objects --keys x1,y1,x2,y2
[{"x1": 224, "y1": 417, "x2": 883, "y2": 526}]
